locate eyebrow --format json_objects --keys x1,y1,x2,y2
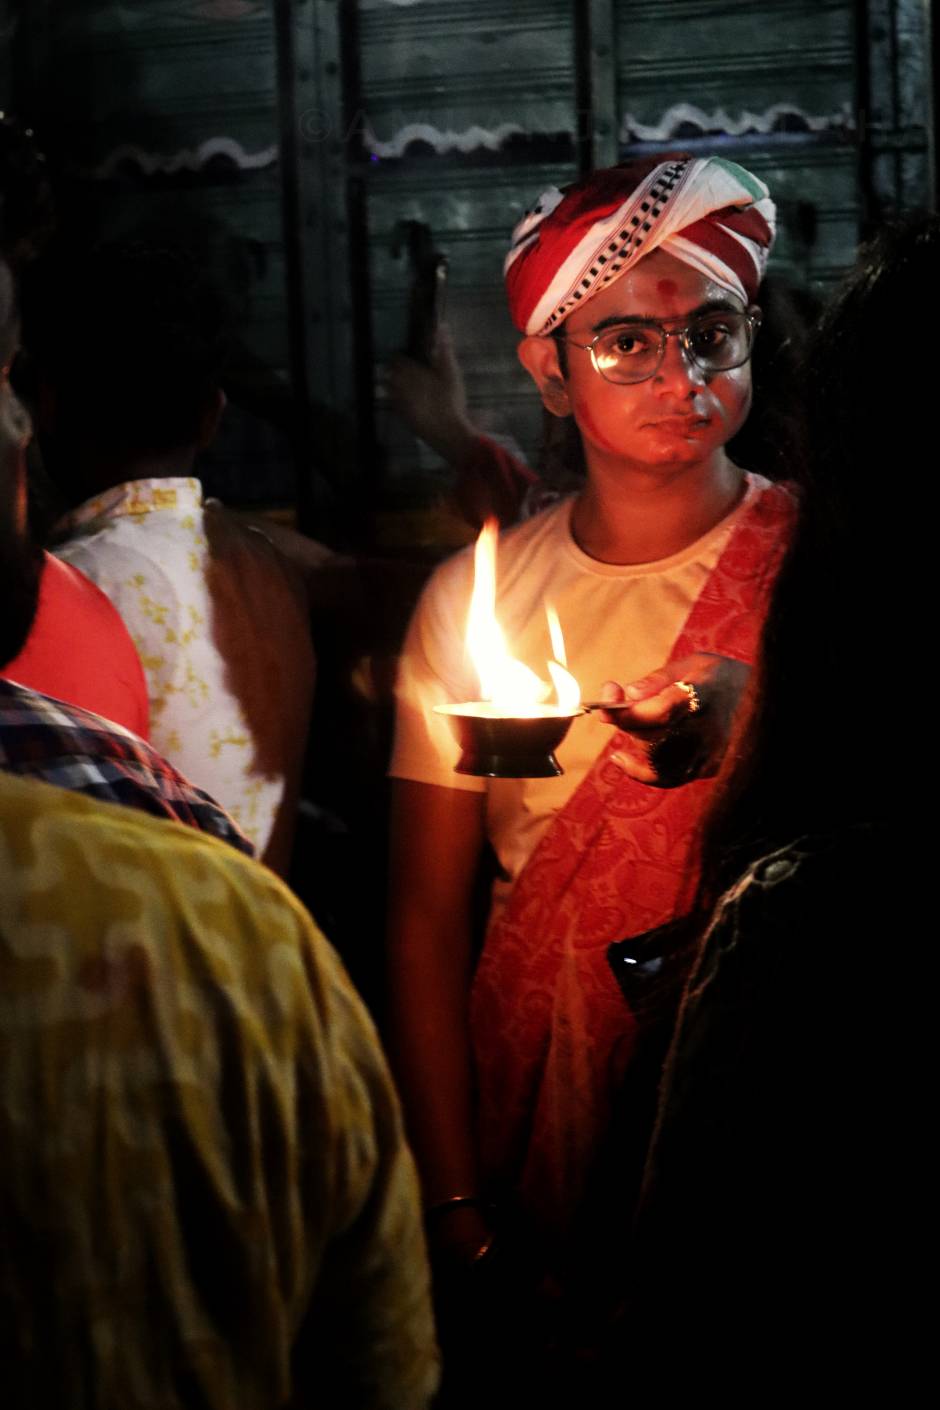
[{"x1": 590, "y1": 298, "x2": 744, "y2": 333}]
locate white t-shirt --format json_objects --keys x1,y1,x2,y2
[{"x1": 391, "y1": 474, "x2": 769, "y2": 917}]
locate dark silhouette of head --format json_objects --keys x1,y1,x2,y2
[
  {"x1": 701, "y1": 213, "x2": 940, "y2": 897},
  {"x1": 25, "y1": 240, "x2": 231, "y2": 502}
]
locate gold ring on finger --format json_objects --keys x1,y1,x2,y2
[{"x1": 673, "y1": 680, "x2": 701, "y2": 714}]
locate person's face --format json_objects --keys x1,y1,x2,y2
[
  {"x1": 525, "y1": 248, "x2": 754, "y2": 474},
  {"x1": 0, "y1": 260, "x2": 40, "y2": 667}
]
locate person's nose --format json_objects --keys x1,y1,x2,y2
[{"x1": 653, "y1": 330, "x2": 706, "y2": 398}]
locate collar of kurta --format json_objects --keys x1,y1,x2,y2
[{"x1": 59, "y1": 476, "x2": 204, "y2": 532}]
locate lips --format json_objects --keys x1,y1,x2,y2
[{"x1": 646, "y1": 416, "x2": 711, "y2": 434}]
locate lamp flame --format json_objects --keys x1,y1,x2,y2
[
  {"x1": 545, "y1": 604, "x2": 580, "y2": 712},
  {"x1": 465, "y1": 521, "x2": 580, "y2": 717},
  {"x1": 546, "y1": 603, "x2": 566, "y2": 665}
]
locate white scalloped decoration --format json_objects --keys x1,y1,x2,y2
[
  {"x1": 93, "y1": 136, "x2": 278, "y2": 179},
  {"x1": 361, "y1": 99, "x2": 853, "y2": 159},
  {"x1": 620, "y1": 101, "x2": 855, "y2": 144},
  {"x1": 363, "y1": 120, "x2": 525, "y2": 158}
]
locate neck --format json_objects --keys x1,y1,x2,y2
[
  {"x1": 570, "y1": 448, "x2": 745, "y2": 565},
  {"x1": 59, "y1": 444, "x2": 198, "y2": 508}
]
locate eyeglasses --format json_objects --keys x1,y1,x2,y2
[{"x1": 561, "y1": 308, "x2": 761, "y2": 386}]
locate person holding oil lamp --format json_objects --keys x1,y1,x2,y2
[{"x1": 387, "y1": 156, "x2": 796, "y2": 1319}]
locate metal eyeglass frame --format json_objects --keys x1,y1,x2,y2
[{"x1": 560, "y1": 306, "x2": 762, "y2": 385}]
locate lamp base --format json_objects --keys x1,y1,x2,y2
[
  {"x1": 455, "y1": 748, "x2": 564, "y2": 779},
  {"x1": 435, "y1": 704, "x2": 581, "y2": 779}
]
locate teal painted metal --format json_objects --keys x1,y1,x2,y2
[
  {"x1": 44, "y1": 2, "x2": 279, "y2": 167},
  {"x1": 293, "y1": 0, "x2": 357, "y2": 415},
  {"x1": 354, "y1": 0, "x2": 580, "y2": 501},
  {"x1": 0, "y1": 1, "x2": 15, "y2": 107},
  {"x1": 614, "y1": 0, "x2": 857, "y2": 147},
  {"x1": 862, "y1": 0, "x2": 931, "y2": 217},
  {"x1": 611, "y1": 0, "x2": 861, "y2": 294},
  {"x1": 12, "y1": 0, "x2": 295, "y2": 509},
  {"x1": 586, "y1": 0, "x2": 618, "y2": 169},
  {"x1": 357, "y1": 0, "x2": 578, "y2": 158}
]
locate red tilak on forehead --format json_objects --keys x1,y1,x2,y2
[
  {"x1": 656, "y1": 279, "x2": 678, "y2": 300},
  {"x1": 505, "y1": 158, "x2": 775, "y2": 335}
]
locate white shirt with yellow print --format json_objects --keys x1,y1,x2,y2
[{"x1": 55, "y1": 477, "x2": 313, "y2": 862}]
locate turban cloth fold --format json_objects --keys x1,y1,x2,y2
[{"x1": 504, "y1": 154, "x2": 776, "y2": 336}]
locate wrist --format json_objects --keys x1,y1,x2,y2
[
  {"x1": 425, "y1": 1193, "x2": 486, "y2": 1221},
  {"x1": 426, "y1": 1199, "x2": 496, "y2": 1269}
]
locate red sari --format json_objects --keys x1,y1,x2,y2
[{"x1": 470, "y1": 482, "x2": 797, "y2": 1235}]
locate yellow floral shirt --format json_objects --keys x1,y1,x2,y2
[
  {"x1": 0, "y1": 770, "x2": 439, "y2": 1408},
  {"x1": 54, "y1": 478, "x2": 314, "y2": 862}
]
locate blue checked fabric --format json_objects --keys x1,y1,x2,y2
[{"x1": 0, "y1": 677, "x2": 254, "y2": 856}]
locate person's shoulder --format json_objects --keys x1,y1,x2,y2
[
  {"x1": 37, "y1": 550, "x2": 142, "y2": 645},
  {"x1": 0, "y1": 682, "x2": 252, "y2": 851},
  {"x1": 54, "y1": 522, "x2": 177, "y2": 590},
  {"x1": 708, "y1": 825, "x2": 886, "y2": 964},
  {"x1": 411, "y1": 537, "x2": 474, "y2": 620},
  {"x1": 57, "y1": 478, "x2": 202, "y2": 551},
  {"x1": 421, "y1": 496, "x2": 573, "y2": 598},
  {"x1": 0, "y1": 769, "x2": 387, "y2": 1136},
  {"x1": 500, "y1": 493, "x2": 573, "y2": 554},
  {"x1": 743, "y1": 471, "x2": 800, "y2": 522},
  {"x1": 0, "y1": 676, "x2": 137, "y2": 741},
  {"x1": 0, "y1": 761, "x2": 198, "y2": 851},
  {"x1": 0, "y1": 767, "x2": 326, "y2": 963},
  {"x1": 739, "y1": 827, "x2": 880, "y2": 892},
  {"x1": 201, "y1": 498, "x2": 309, "y2": 611}
]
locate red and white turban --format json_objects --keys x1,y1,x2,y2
[{"x1": 505, "y1": 154, "x2": 776, "y2": 336}]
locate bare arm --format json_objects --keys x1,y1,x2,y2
[
  {"x1": 386, "y1": 327, "x2": 537, "y2": 529},
  {"x1": 387, "y1": 778, "x2": 489, "y2": 1260}
]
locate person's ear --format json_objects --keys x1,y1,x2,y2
[{"x1": 517, "y1": 336, "x2": 571, "y2": 418}]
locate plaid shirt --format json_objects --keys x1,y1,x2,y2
[{"x1": 0, "y1": 678, "x2": 254, "y2": 856}]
